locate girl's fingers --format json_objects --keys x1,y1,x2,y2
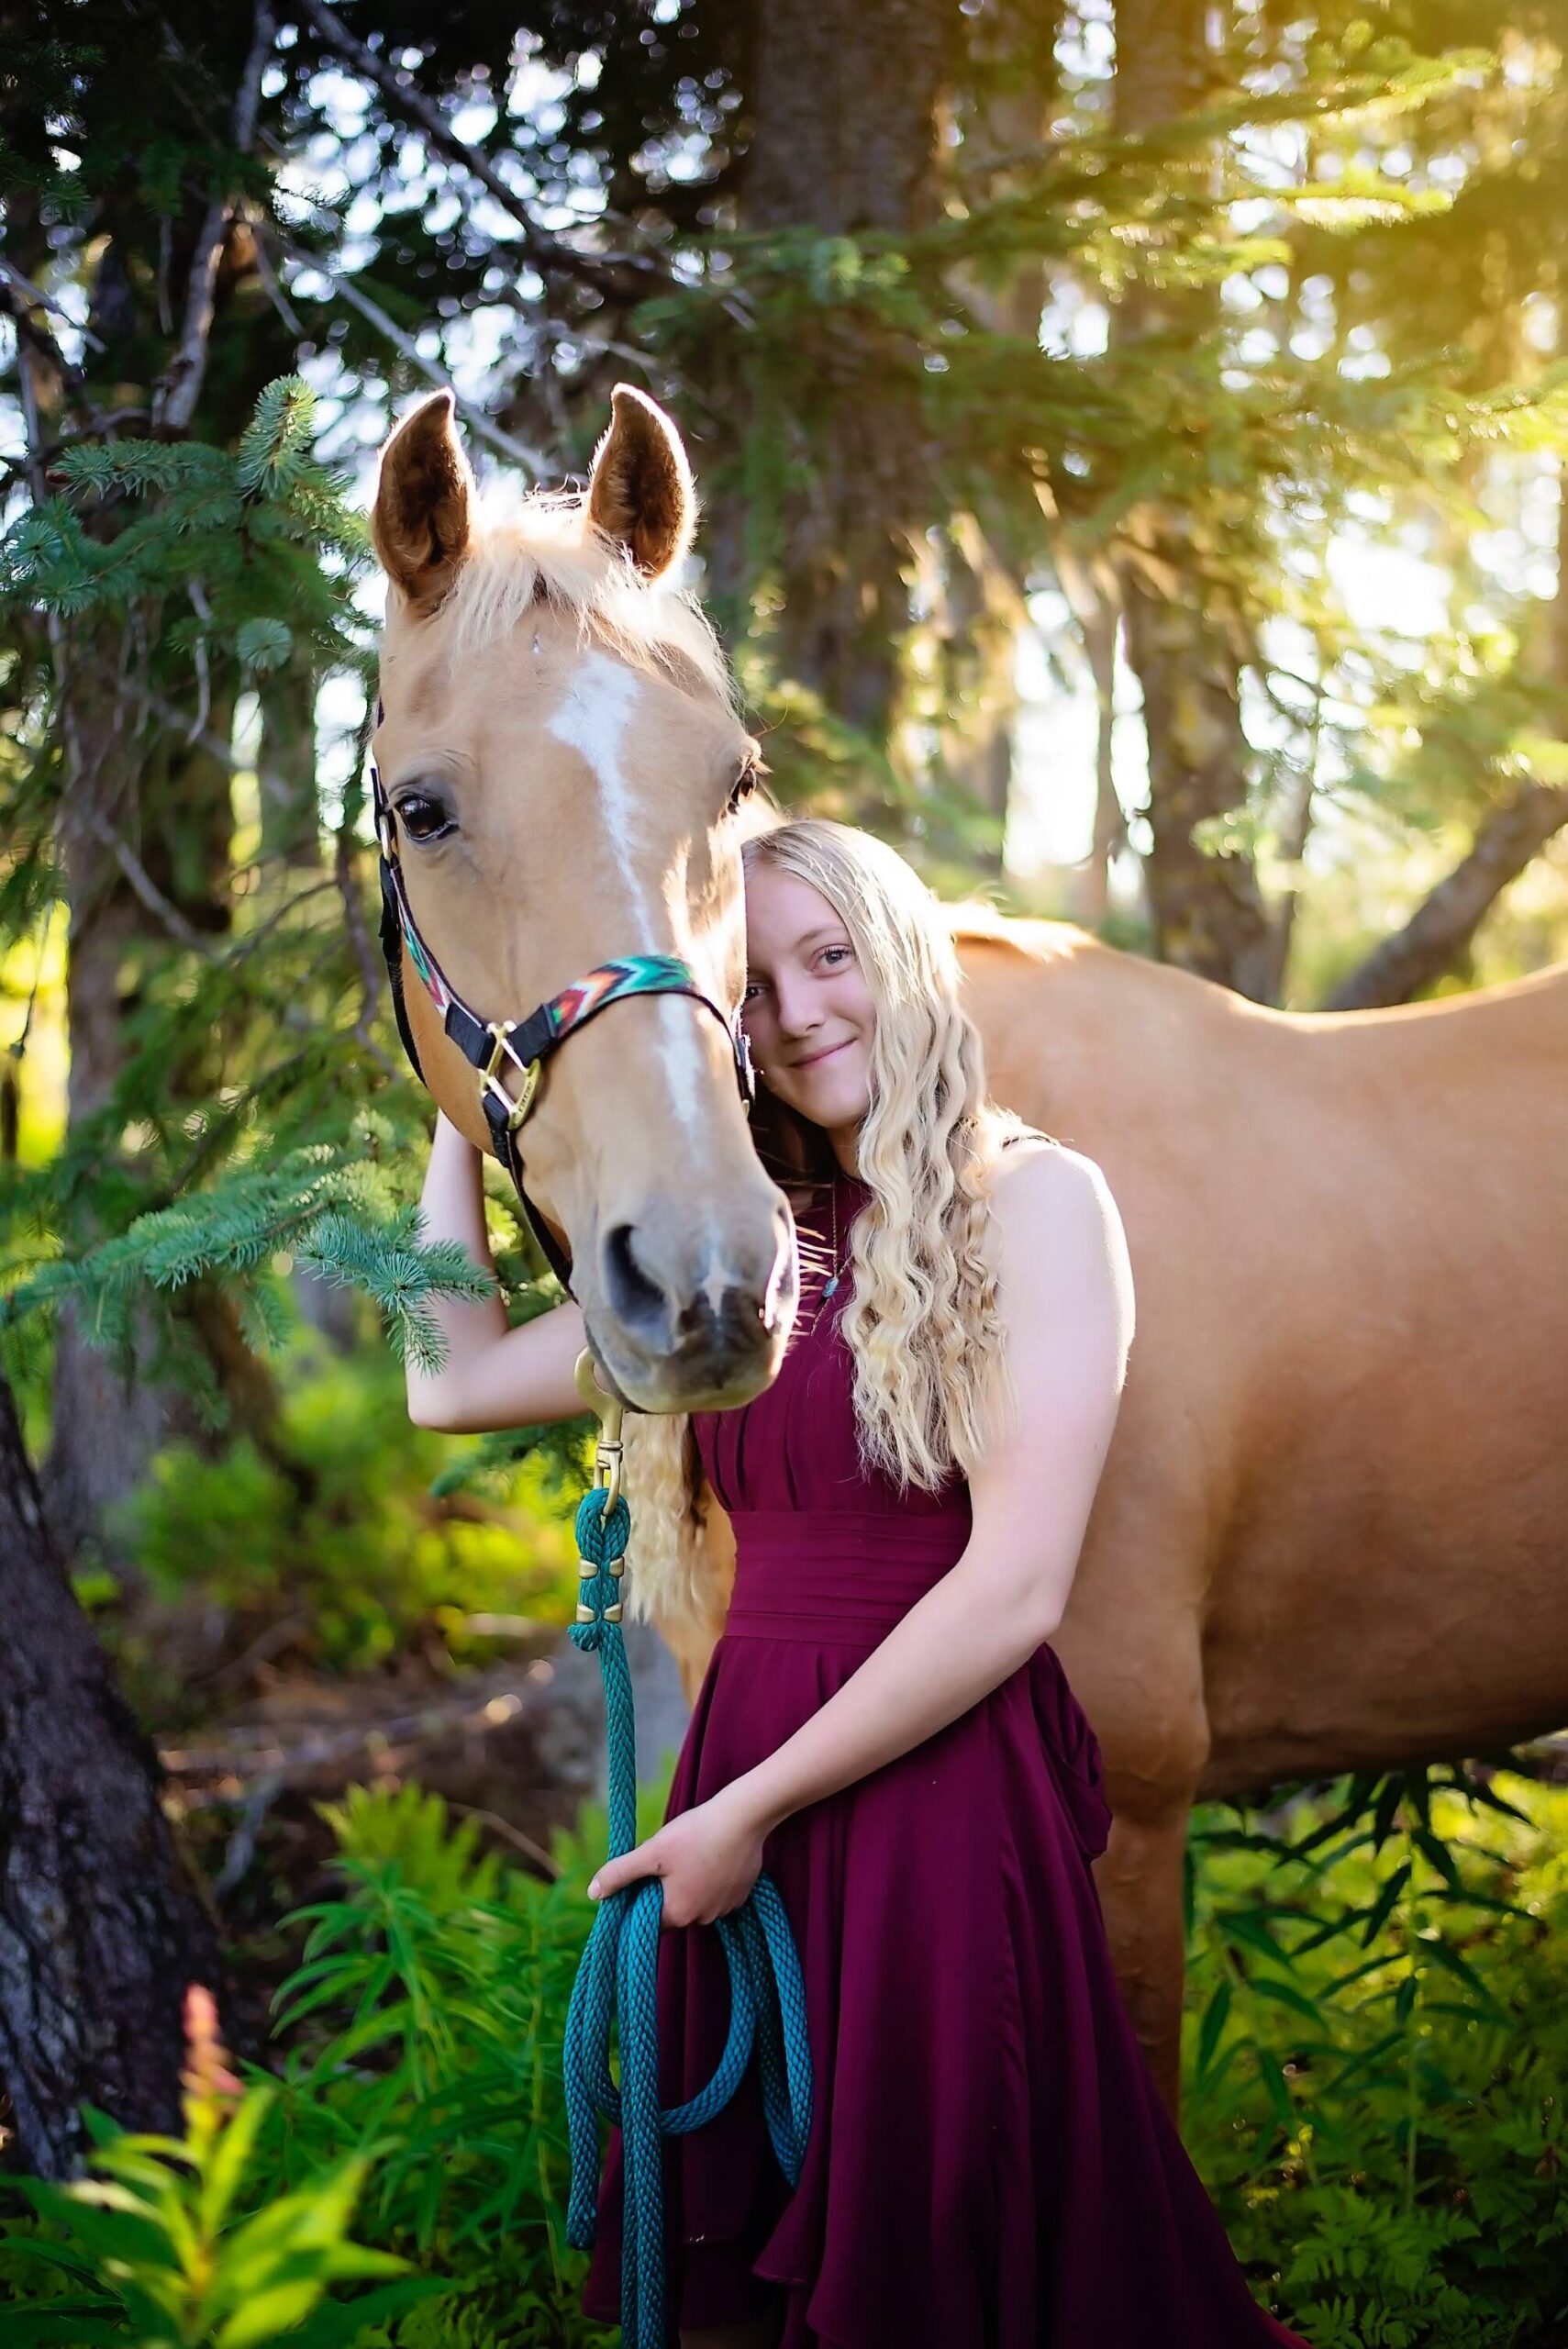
[{"x1": 588, "y1": 1847, "x2": 661, "y2": 1899}]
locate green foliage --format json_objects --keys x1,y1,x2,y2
[
  {"x1": 1184, "y1": 1771, "x2": 1568, "y2": 2345},
  {"x1": 4, "y1": 1768, "x2": 1566, "y2": 2345},
  {"x1": 110, "y1": 1341, "x2": 586, "y2": 1676},
  {"x1": 0, "y1": 378, "x2": 367, "y2": 678},
  {"x1": 4, "y1": 1130, "x2": 494, "y2": 1385},
  {"x1": 263, "y1": 1780, "x2": 641, "y2": 2347},
  {"x1": 0, "y1": 1990, "x2": 438, "y2": 2348}
]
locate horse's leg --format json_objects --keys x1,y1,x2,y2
[
  {"x1": 1072, "y1": 1595, "x2": 1210, "y2": 2124},
  {"x1": 1095, "y1": 1794, "x2": 1196, "y2": 2121}
]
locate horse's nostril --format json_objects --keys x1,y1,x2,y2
[{"x1": 600, "y1": 1220, "x2": 668, "y2": 1338}]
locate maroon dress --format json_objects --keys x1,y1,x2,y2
[{"x1": 581, "y1": 1165, "x2": 1309, "y2": 2348}]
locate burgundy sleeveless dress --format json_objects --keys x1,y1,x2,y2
[{"x1": 580, "y1": 1165, "x2": 1310, "y2": 2348}]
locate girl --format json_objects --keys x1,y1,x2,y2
[{"x1": 408, "y1": 818, "x2": 1311, "y2": 2349}]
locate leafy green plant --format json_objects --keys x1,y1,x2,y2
[
  {"x1": 108, "y1": 1341, "x2": 585, "y2": 1677},
  {"x1": 1183, "y1": 1771, "x2": 1568, "y2": 2345},
  {"x1": 263, "y1": 1780, "x2": 645, "y2": 2345},
  {"x1": 0, "y1": 1987, "x2": 439, "y2": 2348}
]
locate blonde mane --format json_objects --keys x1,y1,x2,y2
[{"x1": 437, "y1": 484, "x2": 737, "y2": 708}]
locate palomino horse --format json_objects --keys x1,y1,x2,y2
[
  {"x1": 370, "y1": 385, "x2": 795, "y2": 1411},
  {"x1": 662, "y1": 924, "x2": 1568, "y2": 2112},
  {"x1": 373, "y1": 386, "x2": 1568, "y2": 2119}
]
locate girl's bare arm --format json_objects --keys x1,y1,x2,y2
[{"x1": 406, "y1": 1110, "x2": 586, "y2": 1431}]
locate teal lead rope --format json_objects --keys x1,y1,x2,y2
[{"x1": 562, "y1": 1357, "x2": 814, "y2": 2349}]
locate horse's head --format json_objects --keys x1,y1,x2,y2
[{"x1": 370, "y1": 384, "x2": 795, "y2": 1410}]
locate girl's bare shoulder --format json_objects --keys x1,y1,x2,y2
[
  {"x1": 977, "y1": 1139, "x2": 1127, "y2": 1281},
  {"x1": 975, "y1": 1130, "x2": 1097, "y2": 1201}
]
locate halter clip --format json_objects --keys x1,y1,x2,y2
[{"x1": 481, "y1": 1019, "x2": 542, "y2": 1133}]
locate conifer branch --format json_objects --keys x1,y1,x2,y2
[{"x1": 82, "y1": 807, "x2": 217, "y2": 957}]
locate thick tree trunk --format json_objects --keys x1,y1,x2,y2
[
  {"x1": 0, "y1": 1364, "x2": 221, "y2": 2178},
  {"x1": 704, "y1": 0, "x2": 951, "y2": 783},
  {"x1": 40, "y1": 621, "x2": 273, "y2": 1567},
  {"x1": 40, "y1": 620, "x2": 203, "y2": 1564},
  {"x1": 1113, "y1": 0, "x2": 1274, "y2": 999},
  {"x1": 927, "y1": 0, "x2": 1067, "y2": 870},
  {"x1": 929, "y1": 518, "x2": 1018, "y2": 874}
]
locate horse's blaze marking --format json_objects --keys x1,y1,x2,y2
[{"x1": 546, "y1": 652, "x2": 706, "y2": 1139}]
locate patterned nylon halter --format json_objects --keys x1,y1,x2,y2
[{"x1": 370, "y1": 699, "x2": 756, "y2": 1295}]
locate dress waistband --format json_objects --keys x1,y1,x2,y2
[{"x1": 722, "y1": 1508, "x2": 970, "y2": 1646}]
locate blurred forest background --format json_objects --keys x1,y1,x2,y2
[{"x1": 2, "y1": 2, "x2": 1567, "y2": 2343}]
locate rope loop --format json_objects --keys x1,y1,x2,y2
[{"x1": 562, "y1": 1442, "x2": 812, "y2": 2349}]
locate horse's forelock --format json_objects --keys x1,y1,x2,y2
[{"x1": 434, "y1": 488, "x2": 735, "y2": 711}]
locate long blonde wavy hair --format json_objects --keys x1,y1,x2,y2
[{"x1": 618, "y1": 818, "x2": 1036, "y2": 1633}]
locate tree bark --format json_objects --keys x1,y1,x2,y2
[
  {"x1": 1329, "y1": 461, "x2": 1568, "y2": 1008},
  {"x1": 925, "y1": 5, "x2": 1065, "y2": 870},
  {"x1": 1113, "y1": 0, "x2": 1274, "y2": 999},
  {"x1": 703, "y1": 0, "x2": 952, "y2": 779},
  {"x1": 0, "y1": 1364, "x2": 221, "y2": 2178},
  {"x1": 928, "y1": 517, "x2": 1019, "y2": 874},
  {"x1": 257, "y1": 642, "x2": 323, "y2": 870},
  {"x1": 39, "y1": 626, "x2": 239, "y2": 1566}
]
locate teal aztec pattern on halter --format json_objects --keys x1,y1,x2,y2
[{"x1": 563, "y1": 1476, "x2": 814, "y2": 2349}]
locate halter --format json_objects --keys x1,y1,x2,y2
[{"x1": 370, "y1": 701, "x2": 756, "y2": 1295}]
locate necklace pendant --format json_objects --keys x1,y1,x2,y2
[{"x1": 822, "y1": 1272, "x2": 840, "y2": 1298}]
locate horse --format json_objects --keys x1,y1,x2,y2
[
  {"x1": 370, "y1": 384, "x2": 795, "y2": 1414},
  {"x1": 658, "y1": 919, "x2": 1568, "y2": 2109},
  {"x1": 373, "y1": 388, "x2": 1568, "y2": 2119}
]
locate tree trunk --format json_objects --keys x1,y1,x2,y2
[
  {"x1": 1328, "y1": 463, "x2": 1568, "y2": 1008},
  {"x1": 927, "y1": 517, "x2": 1019, "y2": 874},
  {"x1": 1113, "y1": 0, "x2": 1273, "y2": 999},
  {"x1": 257, "y1": 643, "x2": 323, "y2": 870},
  {"x1": 1326, "y1": 782, "x2": 1568, "y2": 1009},
  {"x1": 704, "y1": 0, "x2": 952, "y2": 786},
  {"x1": 40, "y1": 634, "x2": 240, "y2": 1565},
  {"x1": 922, "y1": 7, "x2": 1066, "y2": 871},
  {"x1": 40, "y1": 618, "x2": 199, "y2": 1564},
  {"x1": 0, "y1": 1364, "x2": 222, "y2": 2178}
]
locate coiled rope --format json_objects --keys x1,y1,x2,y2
[{"x1": 562, "y1": 1359, "x2": 814, "y2": 2349}]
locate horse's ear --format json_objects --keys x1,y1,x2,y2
[
  {"x1": 372, "y1": 390, "x2": 474, "y2": 612},
  {"x1": 586, "y1": 384, "x2": 695, "y2": 580}
]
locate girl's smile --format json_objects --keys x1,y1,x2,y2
[{"x1": 740, "y1": 864, "x2": 878, "y2": 1168}]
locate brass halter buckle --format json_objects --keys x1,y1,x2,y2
[{"x1": 481, "y1": 1019, "x2": 542, "y2": 1133}]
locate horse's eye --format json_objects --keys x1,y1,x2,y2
[
  {"x1": 727, "y1": 760, "x2": 760, "y2": 816},
  {"x1": 394, "y1": 791, "x2": 454, "y2": 844}
]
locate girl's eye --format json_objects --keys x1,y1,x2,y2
[
  {"x1": 819, "y1": 945, "x2": 851, "y2": 968},
  {"x1": 394, "y1": 792, "x2": 454, "y2": 844}
]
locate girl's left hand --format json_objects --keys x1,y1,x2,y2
[{"x1": 586, "y1": 1788, "x2": 770, "y2": 1929}]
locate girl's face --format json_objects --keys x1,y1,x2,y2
[{"x1": 741, "y1": 864, "x2": 877, "y2": 1141}]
